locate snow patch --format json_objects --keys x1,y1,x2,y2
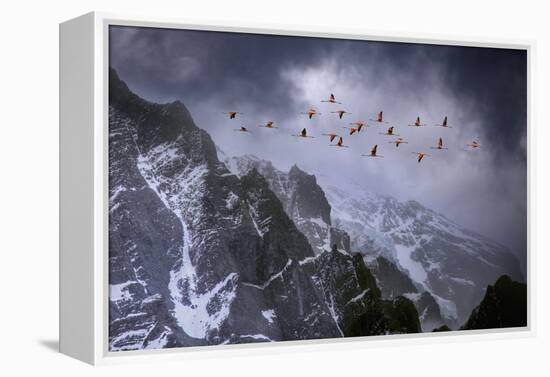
[
  {"x1": 348, "y1": 289, "x2": 369, "y2": 304},
  {"x1": 261, "y1": 309, "x2": 276, "y2": 324},
  {"x1": 242, "y1": 259, "x2": 293, "y2": 290},
  {"x1": 431, "y1": 293, "x2": 458, "y2": 321},
  {"x1": 239, "y1": 334, "x2": 273, "y2": 342},
  {"x1": 110, "y1": 281, "x2": 137, "y2": 301},
  {"x1": 394, "y1": 244, "x2": 427, "y2": 288},
  {"x1": 449, "y1": 277, "x2": 475, "y2": 286}
]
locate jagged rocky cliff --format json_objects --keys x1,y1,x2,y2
[
  {"x1": 461, "y1": 275, "x2": 527, "y2": 330},
  {"x1": 323, "y1": 183, "x2": 523, "y2": 327},
  {"x1": 108, "y1": 69, "x2": 420, "y2": 351},
  {"x1": 226, "y1": 155, "x2": 523, "y2": 330},
  {"x1": 224, "y1": 155, "x2": 350, "y2": 254}
]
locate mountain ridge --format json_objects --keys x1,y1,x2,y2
[
  {"x1": 108, "y1": 68, "x2": 421, "y2": 350},
  {"x1": 225, "y1": 154, "x2": 523, "y2": 328}
]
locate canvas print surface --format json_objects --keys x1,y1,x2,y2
[{"x1": 108, "y1": 25, "x2": 527, "y2": 351}]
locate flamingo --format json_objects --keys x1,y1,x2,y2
[
  {"x1": 321, "y1": 93, "x2": 341, "y2": 104},
  {"x1": 362, "y1": 144, "x2": 383, "y2": 158},
  {"x1": 234, "y1": 126, "x2": 250, "y2": 133},
  {"x1": 322, "y1": 132, "x2": 339, "y2": 142},
  {"x1": 369, "y1": 111, "x2": 388, "y2": 124},
  {"x1": 379, "y1": 126, "x2": 399, "y2": 136},
  {"x1": 388, "y1": 137, "x2": 408, "y2": 147},
  {"x1": 430, "y1": 137, "x2": 448, "y2": 150},
  {"x1": 292, "y1": 128, "x2": 314, "y2": 138},
  {"x1": 349, "y1": 121, "x2": 367, "y2": 132},
  {"x1": 434, "y1": 116, "x2": 451, "y2": 128},
  {"x1": 329, "y1": 136, "x2": 349, "y2": 148},
  {"x1": 412, "y1": 152, "x2": 430, "y2": 163},
  {"x1": 223, "y1": 111, "x2": 242, "y2": 119},
  {"x1": 301, "y1": 109, "x2": 321, "y2": 119},
  {"x1": 347, "y1": 127, "x2": 358, "y2": 135},
  {"x1": 408, "y1": 116, "x2": 426, "y2": 127},
  {"x1": 466, "y1": 141, "x2": 481, "y2": 148},
  {"x1": 331, "y1": 110, "x2": 351, "y2": 119},
  {"x1": 258, "y1": 121, "x2": 277, "y2": 129}
]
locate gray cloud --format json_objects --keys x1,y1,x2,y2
[{"x1": 109, "y1": 26, "x2": 527, "y2": 270}]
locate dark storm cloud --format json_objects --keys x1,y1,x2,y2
[
  {"x1": 111, "y1": 26, "x2": 527, "y2": 161},
  {"x1": 109, "y1": 26, "x2": 527, "y2": 269},
  {"x1": 428, "y1": 46, "x2": 527, "y2": 161},
  {"x1": 110, "y1": 26, "x2": 334, "y2": 113}
]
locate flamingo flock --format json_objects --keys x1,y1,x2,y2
[{"x1": 223, "y1": 93, "x2": 481, "y2": 164}]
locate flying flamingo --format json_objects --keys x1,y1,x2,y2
[
  {"x1": 408, "y1": 116, "x2": 426, "y2": 127},
  {"x1": 322, "y1": 132, "x2": 339, "y2": 142},
  {"x1": 361, "y1": 144, "x2": 383, "y2": 158},
  {"x1": 430, "y1": 137, "x2": 448, "y2": 150},
  {"x1": 347, "y1": 127, "x2": 358, "y2": 135},
  {"x1": 388, "y1": 137, "x2": 408, "y2": 147},
  {"x1": 349, "y1": 121, "x2": 367, "y2": 132},
  {"x1": 379, "y1": 126, "x2": 399, "y2": 136},
  {"x1": 234, "y1": 126, "x2": 250, "y2": 133},
  {"x1": 301, "y1": 109, "x2": 321, "y2": 119},
  {"x1": 369, "y1": 111, "x2": 388, "y2": 124},
  {"x1": 466, "y1": 141, "x2": 481, "y2": 148},
  {"x1": 292, "y1": 128, "x2": 314, "y2": 138},
  {"x1": 258, "y1": 121, "x2": 277, "y2": 129},
  {"x1": 434, "y1": 116, "x2": 451, "y2": 128},
  {"x1": 331, "y1": 110, "x2": 351, "y2": 119},
  {"x1": 329, "y1": 136, "x2": 349, "y2": 148},
  {"x1": 412, "y1": 152, "x2": 430, "y2": 163},
  {"x1": 321, "y1": 93, "x2": 342, "y2": 104},
  {"x1": 223, "y1": 111, "x2": 243, "y2": 119}
]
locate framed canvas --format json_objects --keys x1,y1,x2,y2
[{"x1": 59, "y1": 12, "x2": 533, "y2": 365}]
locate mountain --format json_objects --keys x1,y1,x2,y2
[
  {"x1": 224, "y1": 155, "x2": 350, "y2": 255},
  {"x1": 461, "y1": 275, "x2": 527, "y2": 330},
  {"x1": 108, "y1": 69, "x2": 419, "y2": 351},
  {"x1": 225, "y1": 155, "x2": 523, "y2": 329},
  {"x1": 322, "y1": 183, "x2": 523, "y2": 326},
  {"x1": 366, "y1": 256, "x2": 445, "y2": 331}
]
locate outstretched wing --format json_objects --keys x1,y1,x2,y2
[{"x1": 301, "y1": 128, "x2": 307, "y2": 137}]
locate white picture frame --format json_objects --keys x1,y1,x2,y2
[{"x1": 59, "y1": 11, "x2": 534, "y2": 365}]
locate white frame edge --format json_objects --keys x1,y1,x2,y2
[{"x1": 59, "y1": 11, "x2": 535, "y2": 366}]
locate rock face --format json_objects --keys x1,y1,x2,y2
[
  {"x1": 226, "y1": 156, "x2": 448, "y2": 331},
  {"x1": 323, "y1": 184, "x2": 524, "y2": 327},
  {"x1": 108, "y1": 69, "x2": 420, "y2": 351},
  {"x1": 366, "y1": 256, "x2": 446, "y2": 331},
  {"x1": 367, "y1": 256, "x2": 418, "y2": 298},
  {"x1": 225, "y1": 155, "x2": 349, "y2": 255},
  {"x1": 461, "y1": 275, "x2": 527, "y2": 330}
]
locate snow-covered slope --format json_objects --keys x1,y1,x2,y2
[
  {"x1": 322, "y1": 184, "x2": 523, "y2": 325},
  {"x1": 108, "y1": 69, "x2": 420, "y2": 350},
  {"x1": 224, "y1": 155, "x2": 522, "y2": 328},
  {"x1": 225, "y1": 155, "x2": 441, "y2": 330},
  {"x1": 224, "y1": 155, "x2": 350, "y2": 255},
  {"x1": 108, "y1": 69, "x2": 334, "y2": 348}
]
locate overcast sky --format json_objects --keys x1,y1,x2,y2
[{"x1": 109, "y1": 26, "x2": 527, "y2": 265}]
